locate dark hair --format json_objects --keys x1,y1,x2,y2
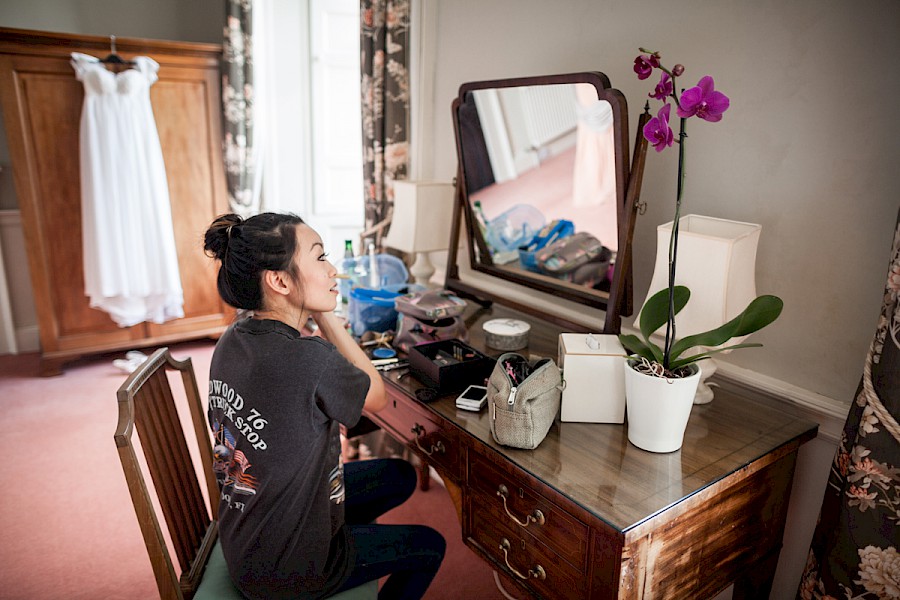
[{"x1": 203, "y1": 212, "x2": 305, "y2": 310}]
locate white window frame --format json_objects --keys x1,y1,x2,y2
[{"x1": 259, "y1": 0, "x2": 433, "y2": 258}]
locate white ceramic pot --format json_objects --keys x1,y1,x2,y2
[{"x1": 623, "y1": 360, "x2": 701, "y2": 453}]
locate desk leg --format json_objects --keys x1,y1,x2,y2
[
  {"x1": 732, "y1": 545, "x2": 780, "y2": 600},
  {"x1": 444, "y1": 479, "x2": 463, "y2": 524},
  {"x1": 419, "y1": 459, "x2": 431, "y2": 491}
]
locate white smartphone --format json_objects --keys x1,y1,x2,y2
[{"x1": 456, "y1": 385, "x2": 487, "y2": 411}]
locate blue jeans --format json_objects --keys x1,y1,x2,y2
[{"x1": 335, "y1": 458, "x2": 446, "y2": 600}]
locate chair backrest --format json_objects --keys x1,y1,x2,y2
[{"x1": 114, "y1": 348, "x2": 220, "y2": 600}]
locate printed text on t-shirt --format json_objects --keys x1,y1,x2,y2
[{"x1": 209, "y1": 379, "x2": 269, "y2": 450}]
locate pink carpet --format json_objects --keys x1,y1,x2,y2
[{"x1": 0, "y1": 340, "x2": 511, "y2": 599}]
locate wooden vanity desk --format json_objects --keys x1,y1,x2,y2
[{"x1": 365, "y1": 302, "x2": 818, "y2": 599}]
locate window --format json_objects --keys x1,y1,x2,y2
[{"x1": 260, "y1": 0, "x2": 364, "y2": 259}]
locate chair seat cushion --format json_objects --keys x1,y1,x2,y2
[{"x1": 195, "y1": 540, "x2": 377, "y2": 600}]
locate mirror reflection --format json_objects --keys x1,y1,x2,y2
[{"x1": 457, "y1": 82, "x2": 621, "y2": 294}]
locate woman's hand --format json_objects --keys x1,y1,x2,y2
[{"x1": 311, "y1": 311, "x2": 387, "y2": 413}]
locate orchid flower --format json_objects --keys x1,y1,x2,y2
[
  {"x1": 649, "y1": 72, "x2": 673, "y2": 102},
  {"x1": 633, "y1": 53, "x2": 660, "y2": 80},
  {"x1": 643, "y1": 104, "x2": 674, "y2": 152},
  {"x1": 677, "y1": 76, "x2": 730, "y2": 122}
]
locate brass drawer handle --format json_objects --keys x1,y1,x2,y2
[
  {"x1": 411, "y1": 423, "x2": 446, "y2": 456},
  {"x1": 499, "y1": 538, "x2": 546, "y2": 581},
  {"x1": 497, "y1": 484, "x2": 545, "y2": 527}
]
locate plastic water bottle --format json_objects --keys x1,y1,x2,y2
[
  {"x1": 338, "y1": 240, "x2": 355, "y2": 305},
  {"x1": 367, "y1": 241, "x2": 380, "y2": 289}
]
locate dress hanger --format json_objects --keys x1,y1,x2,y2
[{"x1": 100, "y1": 35, "x2": 136, "y2": 68}]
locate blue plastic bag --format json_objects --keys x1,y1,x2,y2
[
  {"x1": 485, "y1": 204, "x2": 546, "y2": 254},
  {"x1": 518, "y1": 219, "x2": 575, "y2": 271},
  {"x1": 338, "y1": 254, "x2": 409, "y2": 299}
]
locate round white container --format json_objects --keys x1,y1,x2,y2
[{"x1": 482, "y1": 318, "x2": 531, "y2": 351}]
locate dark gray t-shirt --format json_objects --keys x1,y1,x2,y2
[{"x1": 207, "y1": 317, "x2": 369, "y2": 600}]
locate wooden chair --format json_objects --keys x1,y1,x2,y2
[{"x1": 114, "y1": 347, "x2": 377, "y2": 600}]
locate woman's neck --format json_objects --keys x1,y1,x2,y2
[{"x1": 252, "y1": 304, "x2": 308, "y2": 332}]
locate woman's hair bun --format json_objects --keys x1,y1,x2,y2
[{"x1": 204, "y1": 213, "x2": 243, "y2": 261}]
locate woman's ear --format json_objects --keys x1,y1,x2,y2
[{"x1": 262, "y1": 270, "x2": 292, "y2": 298}]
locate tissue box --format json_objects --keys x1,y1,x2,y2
[{"x1": 558, "y1": 333, "x2": 626, "y2": 423}]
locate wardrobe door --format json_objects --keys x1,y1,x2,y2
[
  {"x1": 144, "y1": 62, "x2": 233, "y2": 340},
  {"x1": 0, "y1": 53, "x2": 143, "y2": 355}
]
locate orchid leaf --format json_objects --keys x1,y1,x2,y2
[
  {"x1": 668, "y1": 295, "x2": 783, "y2": 362},
  {"x1": 618, "y1": 333, "x2": 663, "y2": 364},
  {"x1": 639, "y1": 285, "x2": 690, "y2": 344},
  {"x1": 668, "y1": 343, "x2": 763, "y2": 370}
]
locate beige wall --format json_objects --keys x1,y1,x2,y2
[
  {"x1": 427, "y1": 0, "x2": 900, "y2": 404},
  {"x1": 0, "y1": 0, "x2": 222, "y2": 46}
]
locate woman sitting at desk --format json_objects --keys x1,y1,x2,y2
[{"x1": 203, "y1": 212, "x2": 445, "y2": 600}]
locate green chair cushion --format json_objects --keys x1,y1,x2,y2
[{"x1": 194, "y1": 540, "x2": 377, "y2": 600}]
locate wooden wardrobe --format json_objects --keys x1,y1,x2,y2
[{"x1": 0, "y1": 28, "x2": 235, "y2": 375}]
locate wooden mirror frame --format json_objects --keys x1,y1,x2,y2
[{"x1": 445, "y1": 72, "x2": 649, "y2": 333}]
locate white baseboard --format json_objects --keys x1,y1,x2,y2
[{"x1": 714, "y1": 361, "x2": 846, "y2": 444}]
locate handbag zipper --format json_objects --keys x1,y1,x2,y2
[{"x1": 507, "y1": 386, "x2": 518, "y2": 405}]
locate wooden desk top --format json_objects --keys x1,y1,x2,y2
[{"x1": 384, "y1": 302, "x2": 819, "y2": 536}]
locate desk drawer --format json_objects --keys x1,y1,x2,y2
[
  {"x1": 469, "y1": 452, "x2": 588, "y2": 569},
  {"x1": 469, "y1": 498, "x2": 587, "y2": 599},
  {"x1": 378, "y1": 388, "x2": 462, "y2": 481}
]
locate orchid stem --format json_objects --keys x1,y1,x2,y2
[{"x1": 664, "y1": 117, "x2": 687, "y2": 369}]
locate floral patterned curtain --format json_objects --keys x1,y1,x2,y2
[
  {"x1": 360, "y1": 0, "x2": 410, "y2": 234},
  {"x1": 798, "y1": 208, "x2": 900, "y2": 600},
  {"x1": 222, "y1": 0, "x2": 259, "y2": 217}
]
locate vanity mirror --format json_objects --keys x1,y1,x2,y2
[{"x1": 445, "y1": 72, "x2": 649, "y2": 332}]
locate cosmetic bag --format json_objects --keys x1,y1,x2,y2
[
  {"x1": 393, "y1": 290, "x2": 468, "y2": 352},
  {"x1": 394, "y1": 289, "x2": 467, "y2": 320},
  {"x1": 487, "y1": 353, "x2": 563, "y2": 450},
  {"x1": 534, "y1": 231, "x2": 606, "y2": 275},
  {"x1": 563, "y1": 246, "x2": 613, "y2": 287},
  {"x1": 394, "y1": 314, "x2": 469, "y2": 353}
]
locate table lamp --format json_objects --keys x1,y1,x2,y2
[
  {"x1": 383, "y1": 181, "x2": 456, "y2": 285},
  {"x1": 640, "y1": 214, "x2": 762, "y2": 404}
]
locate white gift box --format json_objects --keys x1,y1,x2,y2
[{"x1": 558, "y1": 333, "x2": 626, "y2": 423}]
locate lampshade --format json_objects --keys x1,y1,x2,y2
[
  {"x1": 383, "y1": 181, "x2": 456, "y2": 285},
  {"x1": 642, "y1": 214, "x2": 761, "y2": 339},
  {"x1": 383, "y1": 181, "x2": 456, "y2": 253}
]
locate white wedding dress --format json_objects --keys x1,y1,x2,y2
[{"x1": 71, "y1": 52, "x2": 184, "y2": 327}]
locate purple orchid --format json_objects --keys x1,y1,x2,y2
[
  {"x1": 649, "y1": 72, "x2": 673, "y2": 102},
  {"x1": 643, "y1": 104, "x2": 674, "y2": 152},
  {"x1": 629, "y1": 49, "x2": 744, "y2": 373},
  {"x1": 677, "y1": 76, "x2": 730, "y2": 122},
  {"x1": 633, "y1": 53, "x2": 660, "y2": 80}
]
